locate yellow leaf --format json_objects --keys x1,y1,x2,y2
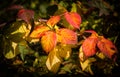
[
  {"x1": 96, "y1": 52, "x2": 105, "y2": 60},
  {"x1": 79, "y1": 46, "x2": 85, "y2": 62},
  {"x1": 46, "y1": 48, "x2": 62, "y2": 73}
]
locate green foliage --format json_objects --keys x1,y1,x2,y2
[{"x1": 0, "y1": 0, "x2": 120, "y2": 77}]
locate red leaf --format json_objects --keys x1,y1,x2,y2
[
  {"x1": 57, "y1": 28, "x2": 77, "y2": 44},
  {"x1": 17, "y1": 9, "x2": 34, "y2": 24},
  {"x1": 97, "y1": 36, "x2": 117, "y2": 60},
  {"x1": 64, "y1": 12, "x2": 81, "y2": 29},
  {"x1": 47, "y1": 15, "x2": 60, "y2": 28},
  {"x1": 30, "y1": 25, "x2": 50, "y2": 38},
  {"x1": 7, "y1": 5, "x2": 23, "y2": 10},
  {"x1": 41, "y1": 31, "x2": 57, "y2": 53},
  {"x1": 82, "y1": 37, "x2": 98, "y2": 57}
]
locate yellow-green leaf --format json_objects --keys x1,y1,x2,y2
[
  {"x1": 80, "y1": 58, "x2": 96, "y2": 75},
  {"x1": 46, "y1": 48, "x2": 62, "y2": 73},
  {"x1": 4, "y1": 41, "x2": 19, "y2": 59},
  {"x1": 56, "y1": 44, "x2": 72, "y2": 60}
]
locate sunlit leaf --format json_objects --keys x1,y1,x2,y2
[
  {"x1": 64, "y1": 12, "x2": 81, "y2": 29},
  {"x1": 30, "y1": 25, "x2": 50, "y2": 38},
  {"x1": 10, "y1": 22, "x2": 31, "y2": 39},
  {"x1": 57, "y1": 28, "x2": 77, "y2": 44},
  {"x1": 47, "y1": 15, "x2": 60, "y2": 28},
  {"x1": 46, "y1": 48, "x2": 62, "y2": 73},
  {"x1": 41, "y1": 31, "x2": 57, "y2": 53},
  {"x1": 17, "y1": 9, "x2": 34, "y2": 24},
  {"x1": 97, "y1": 36, "x2": 117, "y2": 61}
]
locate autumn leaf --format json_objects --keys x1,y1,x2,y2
[
  {"x1": 64, "y1": 12, "x2": 81, "y2": 29},
  {"x1": 46, "y1": 48, "x2": 62, "y2": 73},
  {"x1": 17, "y1": 9, "x2": 34, "y2": 24},
  {"x1": 56, "y1": 44, "x2": 72, "y2": 60},
  {"x1": 30, "y1": 25, "x2": 50, "y2": 38},
  {"x1": 57, "y1": 28, "x2": 77, "y2": 44},
  {"x1": 7, "y1": 5, "x2": 23, "y2": 10},
  {"x1": 79, "y1": 46, "x2": 85, "y2": 62},
  {"x1": 82, "y1": 31, "x2": 98, "y2": 57},
  {"x1": 82, "y1": 37, "x2": 98, "y2": 57},
  {"x1": 80, "y1": 58, "x2": 96, "y2": 75},
  {"x1": 97, "y1": 36, "x2": 117, "y2": 61},
  {"x1": 41, "y1": 31, "x2": 57, "y2": 53},
  {"x1": 47, "y1": 15, "x2": 60, "y2": 28}
]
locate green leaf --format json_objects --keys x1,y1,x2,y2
[
  {"x1": 18, "y1": 41, "x2": 34, "y2": 60},
  {"x1": 61, "y1": 63, "x2": 72, "y2": 73},
  {"x1": 8, "y1": 33, "x2": 25, "y2": 43},
  {"x1": 71, "y1": 3, "x2": 77, "y2": 12}
]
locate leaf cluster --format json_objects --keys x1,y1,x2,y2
[{"x1": 0, "y1": 0, "x2": 120, "y2": 76}]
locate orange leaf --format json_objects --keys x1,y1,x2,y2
[
  {"x1": 41, "y1": 31, "x2": 57, "y2": 53},
  {"x1": 64, "y1": 12, "x2": 81, "y2": 29},
  {"x1": 97, "y1": 36, "x2": 117, "y2": 61},
  {"x1": 57, "y1": 28, "x2": 77, "y2": 44},
  {"x1": 30, "y1": 25, "x2": 50, "y2": 38},
  {"x1": 17, "y1": 9, "x2": 34, "y2": 24},
  {"x1": 82, "y1": 37, "x2": 98, "y2": 57},
  {"x1": 47, "y1": 15, "x2": 60, "y2": 28}
]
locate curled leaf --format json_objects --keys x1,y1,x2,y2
[
  {"x1": 41, "y1": 31, "x2": 57, "y2": 53},
  {"x1": 97, "y1": 36, "x2": 117, "y2": 61},
  {"x1": 47, "y1": 15, "x2": 60, "y2": 28},
  {"x1": 30, "y1": 25, "x2": 50, "y2": 38},
  {"x1": 64, "y1": 12, "x2": 81, "y2": 29},
  {"x1": 57, "y1": 28, "x2": 77, "y2": 44}
]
